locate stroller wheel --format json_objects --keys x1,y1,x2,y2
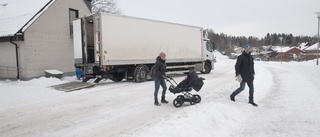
[
  {"x1": 177, "y1": 95, "x2": 185, "y2": 101},
  {"x1": 173, "y1": 98, "x2": 183, "y2": 108},
  {"x1": 190, "y1": 99, "x2": 195, "y2": 105},
  {"x1": 193, "y1": 95, "x2": 201, "y2": 103}
]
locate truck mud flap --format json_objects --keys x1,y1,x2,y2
[
  {"x1": 50, "y1": 81, "x2": 95, "y2": 92},
  {"x1": 93, "y1": 78, "x2": 103, "y2": 83}
]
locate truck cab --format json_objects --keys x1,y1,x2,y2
[{"x1": 201, "y1": 39, "x2": 215, "y2": 74}]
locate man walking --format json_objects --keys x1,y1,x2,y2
[{"x1": 230, "y1": 44, "x2": 258, "y2": 107}]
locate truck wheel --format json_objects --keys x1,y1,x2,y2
[
  {"x1": 134, "y1": 65, "x2": 149, "y2": 82},
  {"x1": 201, "y1": 62, "x2": 211, "y2": 74},
  {"x1": 150, "y1": 65, "x2": 156, "y2": 80}
]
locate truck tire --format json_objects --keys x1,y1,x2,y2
[
  {"x1": 134, "y1": 65, "x2": 149, "y2": 82},
  {"x1": 201, "y1": 62, "x2": 211, "y2": 74},
  {"x1": 150, "y1": 65, "x2": 156, "y2": 80}
]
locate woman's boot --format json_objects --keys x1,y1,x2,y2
[
  {"x1": 161, "y1": 96, "x2": 169, "y2": 104},
  {"x1": 154, "y1": 97, "x2": 161, "y2": 106}
]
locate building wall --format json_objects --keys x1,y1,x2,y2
[
  {"x1": 302, "y1": 50, "x2": 319, "y2": 61},
  {"x1": 21, "y1": 0, "x2": 90, "y2": 79},
  {"x1": 282, "y1": 48, "x2": 303, "y2": 61},
  {"x1": 0, "y1": 40, "x2": 25, "y2": 79},
  {"x1": 305, "y1": 50, "x2": 318, "y2": 54},
  {"x1": 0, "y1": 42, "x2": 16, "y2": 67}
]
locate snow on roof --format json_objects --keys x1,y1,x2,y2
[
  {"x1": 261, "y1": 45, "x2": 272, "y2": 50},
  {"x1": 233, "y1": 47, "x2": 241, "y2": 51},
  {"x1": 299, "y1": 42, "x2": 307, "y2": 47},
  {"x1": 305, "y1": 42, "x2": 319, "y2": 50},
  {"x1": 0, "y1": 0, "x2": 55, "y2": 37},
  {"x1": 272, "y1": 46, "x2": 301, "y2": 53},
  {"x1": 299, "y1": 42, "x2": 310, "y2": 50}
]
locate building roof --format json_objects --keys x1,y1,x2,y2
[
  {"x1": 299, "y1": 42, "x2": 309, "y2": 50},
  {"x1": 305, "y1": 42, "x2": 319, "y2": 50},
  {"x1": 272, "y1": 46, "x2": 303, "y2": 53},
  {"x1": 0, "y1": 0, "x2": 55, "y2": 37},
  {"x1": 272, "y1": 46, "x2": 292, "y2": 53},
  {"x1": 83, "y1": 0, "x2": 92, "y2": 11}
]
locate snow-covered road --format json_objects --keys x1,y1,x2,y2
[{"x1": 1, "y1": 55, "x2": 320, "y2": 137}]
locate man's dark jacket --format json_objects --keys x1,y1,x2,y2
[{"x1": 235, "y1": 51, "x2": 255, "y2": 82}]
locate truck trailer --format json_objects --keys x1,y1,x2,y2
[{"x1": 73, "y1": 13, "x2": 215, "y2": 83}]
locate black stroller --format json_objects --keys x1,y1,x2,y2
[{"x1": 166, "y1": 70, "x2": 205, "y2": 108}]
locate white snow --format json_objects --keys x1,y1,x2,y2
[
  {"x1": 1, "y1": 51, "x2": 320, "y2": 137},
  {"x1": 271, "y1": 46, "x2": 302, "y2": 53},
  {"x1": 0, "y1": 0, "x2": 54, "y2": 36},
  {"x1": 299, "y1": 42, "x2": 309, "y2": 50},
  {"x1": 45, "y1": 69, "x2": 63, "y2": 75},
  {"x1": 305, "y1": 42, "x2": 320, "y2": 50}
]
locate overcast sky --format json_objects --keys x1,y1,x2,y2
[{"x1": 116, "y1": 0, "x2": 320, "y2": 39}]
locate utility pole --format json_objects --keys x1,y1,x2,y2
[
  {"x1": 316, "y1": 12, "x2": 320, "y2": 65},
  {"x1": 279, "y1": 37, "x2": 283, "y2": 64}
]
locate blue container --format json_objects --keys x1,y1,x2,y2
[{"x1": 76, "y1": 67, "x2": 84, "y2": 80}]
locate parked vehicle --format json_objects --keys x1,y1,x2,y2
[
  {"x1": 73, "y1": 13, "x2": 215, "y2": 83},
  {"x1": 255, "y1": 58, "x2": 262, "y2": 61}
]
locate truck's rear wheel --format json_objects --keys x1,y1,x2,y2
[
  {"x1": 134, "y1": 65, "x2": 149, "y2": 82},
  {"x1": 201, "y1": 62, "x2": 211, "y2": 74},
  {"x1": 150, "y1": 65, "x2": 156, "y2": 80}
]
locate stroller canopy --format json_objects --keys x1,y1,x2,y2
[{"x1": 186, "y1": 70, "x2": 204, "y2": 91}]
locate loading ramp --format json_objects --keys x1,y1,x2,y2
[{"x1": 50, "y1": 81, "x2": 96, "y2": 92}]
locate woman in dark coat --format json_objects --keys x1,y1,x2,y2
[
  {"x1": 153, "y1": 52, "x2": 169, "y2": 106},
  {"x1": 230, "y1": 44, "x2": 258, "y2": 106}
]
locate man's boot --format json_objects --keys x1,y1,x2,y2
[
  {"x1": 154, "y1": 97, "x2": 161, "y2": 106},
  {"x1": 161, "y1": 96, "x2": 169, "y2": 104},
  {"x1": 249, "y1": 97, "x2": 258, "y2": 107}
]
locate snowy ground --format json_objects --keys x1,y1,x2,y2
[{"x1": 1, "y1": 52, "x2": 320, "y2": 137}]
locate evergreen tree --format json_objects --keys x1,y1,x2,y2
[
  {"x1": 286, "y1": 34, "x2": 293, "y2": 46},
  {"x1": 264, "y1": 33, "x2": 271, "y2": 45}
]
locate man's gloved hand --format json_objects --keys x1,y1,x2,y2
[{"x1": 236, "y1": 74, "x2": 243, "y2": 83}]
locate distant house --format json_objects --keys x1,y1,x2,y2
[
  {"x1": 0, "y1": 0, "x2": 91, "y2": 80},
  {"x1": 231, "y1": 46, "x2": 261, "y2": 59},
  {"x1": 230, "y1": 46, "x2": 243, "y2": 59},
  {"x1": 260, "y1": 45, "x2": 277, "y2": 60},
  {"x1": 301, "y1": 42, "x2": 320, "y2": 60},
  {"x1": 272, "y1": 46, "x2": 305, "y2": 61}
]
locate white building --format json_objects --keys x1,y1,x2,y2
[{"x1": 0, "y1": 0, "x2": 91, "y2": 80}]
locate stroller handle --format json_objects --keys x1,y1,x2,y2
[{"x1": 165, "y1": 76, "x2": 178, "y2": 85}]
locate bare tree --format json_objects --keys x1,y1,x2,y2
[{"x1": 91, "y1": 0, "x2": 121, "y2": 14}]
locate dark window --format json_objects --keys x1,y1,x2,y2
[
  {"x1": 69, "y1": 9, "x2": 79, "y2": 37},
  {"x1": 206, "y1": 41, "x2": 213, "y2": 52}
]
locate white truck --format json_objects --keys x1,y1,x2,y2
[{"x1": 73, "y1": 13, "x2": 215, "y2": 83}]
